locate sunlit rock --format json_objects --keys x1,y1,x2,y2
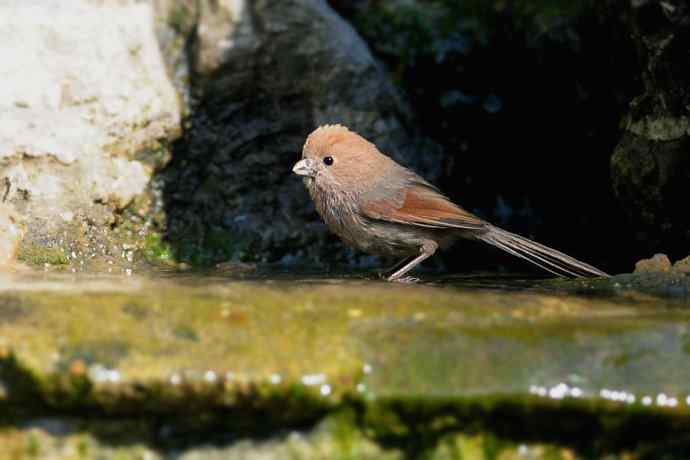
[
  {"x1": 0, "y1": 204, "x2": 23, "y2": 267},
  {"x1": 634, "y1": 253, "x2": 672, "y2": 273},
  {"x1": 0, "y1": 0, "x2": 181, "y2": 268},
  {"x1": 674, "y1": 256, "x2": 690, "y2": 274}
]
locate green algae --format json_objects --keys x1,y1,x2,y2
[
  {"x1": 168, "y1": 230, "x2": 257, "y2": 267},
  {"x1": 1, "y1": 275, "x2": 690, "y2": 407},
  {"x1": 173, "y1": 324, "x2": 199, "y2": 342},
  {"x1": 0, "y1": 425, "x2": 603, "y2": 460},
  {"x1": 2, "y1": 272, "x2": 690, "y2": 457},
  {"x1": 141, "y1": 230, "x2": 258, "y2": 268},
  {"x1": 142, "y1": 233, "x2": 175, "y2": 265},
  {"x1": 0, "y1": 409, "x2": 634, "y2": 460},
  {"x1": 0, "y1": 296, "x2": 32, "y2": 324},
  {"x1": 17, "y1": 243, "x2": 69, "y2": 266},
  {"x1": 0, "y1": 279, "x2": 370, "y2": 413},
  {"x1": 543, "y1": 272, "x2": 690, "y2": 300},
  {"x1": 57, "y1": 340, "x2": 131, "y2": 370},
  {"x1": 133, "y1": 142, "x2": 173, "y2": 172}
]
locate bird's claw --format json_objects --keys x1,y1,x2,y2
[{"x1": 388, "y1": 276, "x2": 420, "y2": 284}]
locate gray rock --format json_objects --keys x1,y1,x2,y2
[
  {"x1": 0, "y1": 0, "x2": 181, "y2": 267},
  {"x1": 610, "y1": 1, "x2": 690, "y2": 256},
  {"x1": 161, "y1": 0, "x2": 442, "y2": 265}
]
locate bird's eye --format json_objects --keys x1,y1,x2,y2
[{"x1": 323, "y1": 156, "x2": 334, "y2": 166}]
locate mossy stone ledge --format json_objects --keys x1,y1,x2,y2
[{"x1": 1, "y1": 272, "x2": 690, "y2": 458}]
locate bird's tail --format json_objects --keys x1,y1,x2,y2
[{"x1": 478, "y1": 226, "x2": 609, "y2": 278}]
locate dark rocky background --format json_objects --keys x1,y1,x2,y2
[{"x1": 158, "y1": 0, "x2": 690, "y2": 275}]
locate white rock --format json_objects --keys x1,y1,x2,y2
[
  {"x1": 0, "y1": 204, "x2": 22, "y2": 266},
  {"x1": 0, "y1": 0, "x2": 180, "y2": 232}
]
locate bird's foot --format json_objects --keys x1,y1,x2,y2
[{"x1": 388, "y1": 275, "x2": 420, "y2": 284}]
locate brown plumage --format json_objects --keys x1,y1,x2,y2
[{"x1": 292, "y1": 124, "x2": 608, "y2": 281}]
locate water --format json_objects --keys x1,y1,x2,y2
[{"x1": 1, "y1": 268, "x2": 689, "y2": 457}]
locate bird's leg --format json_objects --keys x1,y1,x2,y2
[
  {"x1": 381, "y1": 256, "x2": 414, "y2": 279},
  {"x1": 387, "y1": 240, "x2": 438, "y2": 282}
]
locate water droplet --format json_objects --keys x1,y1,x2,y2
[
  {"x1": 204, "y1": 370, "x2": 217, "y2": 382},
  {"x1": 301, "y1": 374, "x2": 325, "y2": 386}
]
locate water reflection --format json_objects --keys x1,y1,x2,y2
[
  {"x1": 4, "y1": 264, "x2": 684, "y2": 304},
  {"x1": 2, "y1": 267, "x2": 689, "y2": 418}
]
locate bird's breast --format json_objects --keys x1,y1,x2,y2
[
  {"x1": 308, "y1": 185, "x2": 364, "y2": 245},
  {"x1": 306, "y1": 183, "x2": 423, "y2": 257}
]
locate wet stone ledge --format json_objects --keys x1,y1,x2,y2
[{"x1": 1, "y1": 272, "x2": 690, "y2": 458}]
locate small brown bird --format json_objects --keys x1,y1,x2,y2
[{"x1": 292, "y1": 125, "x2": 608, "y2": 281}]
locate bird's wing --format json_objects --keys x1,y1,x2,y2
[{"x1": 361, "y1": 181, "x2": 485, "y2": 231}]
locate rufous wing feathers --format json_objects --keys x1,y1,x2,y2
[{"x1": 362, "y1": 184, "x2": 485, "y2": 231}]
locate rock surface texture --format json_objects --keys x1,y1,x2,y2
[
  {"x1": 2, "y1": 2, "x2": 690, "y2": 458},
  {"x1": 1, "y1": 272, "x2": 690, "y2": 458},
  {"x1": 611, "y1": 0, "x2": 690, "y2": 259},
  {"x1": 0, "y1": 0, "x2": 180, "y2": 269},
  {"x1": 0, "y1": 204, "x2": 22, "y2": 267},
  {"x1": 160, "y1": 0, "x2": 441, "y2": 265}
]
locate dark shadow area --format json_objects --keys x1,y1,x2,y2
[
  {"x1": 336, "y1": 1, "x2": 645, "y2": 275},
  {"x1": 159, "y1": 0, "x2": 427, "y2": 270},
  {"x1": 357, "y1": 397, "x2": 690, "y2": 459},
  {"x1": 0, "y1": 353, "x2": 328, "y2": 451},
  {"x1": 158, "y1": 0, "x2": 686, "y2": 278}
]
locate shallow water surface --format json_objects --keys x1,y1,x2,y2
[{"x1": 1, "y1": 269, "x2": 689, "y2": 457}]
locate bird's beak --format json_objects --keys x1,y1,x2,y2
[{"x1": 292, "y1": 158, "x2": 316, "y2": 177}]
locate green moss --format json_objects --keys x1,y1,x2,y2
[
  {"x1": 133, "y1": 142, "x2": 172, "y2": 171},
  {"x1": 25, "y1": 432, "x2": 41, "y2": 456},
  {"x1": 168, "y1": 2, "x2": 196, "y2": 34},
  {"x1": 0, "y1": 296, "x2": 32, "y2": 324},
  {"x1": 169, "y1": 229, "x2": 256, "y2": 267},
  {"x1": 205, "y1": 228, "x2": 253, "y2": 262},
  {"x1": 141, "y1": 233, "x2": 174, "y2": 265},
  {"x1": 480, "y1": 433, "x2": 508, "y2": 460},
  {"x1": 17, "y1": 244, "x2": 68, "y2": 266},
  {"x1": 57, "y1": 340, "x2": 130, "y2": 370},
  {"x1": 173, "y1": 325, "x2": 199, "y2": 342},
  {"x1": 76, "y1": 437, "x2": 90, "y2": 457},
  {"x1": 2, "y1": 276, "x2": 690, "y2": 456}
]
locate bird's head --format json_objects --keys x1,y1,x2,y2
[{"x1": 293, "y1": 124, "x2": 388, "y2": 193}]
